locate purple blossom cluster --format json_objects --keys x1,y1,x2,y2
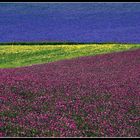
[{"x1": 0, "y1": 49, "x2": 140, "y2": 137}]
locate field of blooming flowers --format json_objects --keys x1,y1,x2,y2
[
  {"x1": 0, "y1": 48, "x2": 140, "y2": 137},
  {"x1": 1, "y1": 43, "x2": 140, "y2": 68}
]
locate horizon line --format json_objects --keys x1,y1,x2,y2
[{"x1": 0, "y1": 41, "x2": 140, "y2": 45}]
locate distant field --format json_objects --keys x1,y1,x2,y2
[{"x1": 0, "y1": 43, "x2": 140, "y2": 68}]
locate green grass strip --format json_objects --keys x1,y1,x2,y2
[{"x1": 0, "y1": 43, "x2": 140, "y2": 68}]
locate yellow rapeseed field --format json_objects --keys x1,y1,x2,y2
[{"x1": 0, "y1": 43, "x2": 140, "y2": 68}]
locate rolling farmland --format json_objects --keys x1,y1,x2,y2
[
  {"x1": 0, "y1": 44, "x2": 140, "y2": 137},
  {"x1": 1, "y1": 2, "x2": 140, "y2": 138}
]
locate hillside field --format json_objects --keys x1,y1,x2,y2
[{"x1": 0, "y1": 43, "x2": 140, "y2": 137}]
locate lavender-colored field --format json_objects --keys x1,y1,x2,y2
[
  {"x1": 0, "y1": 3, "x2": 140, "y2": 43},
  {"x1": 0, "y1": 49, "x2": 140, "y2": 137}
]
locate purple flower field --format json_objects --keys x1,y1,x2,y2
[{"x1": 0, "y1": 49, "x2": 140, "y2": 137}]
